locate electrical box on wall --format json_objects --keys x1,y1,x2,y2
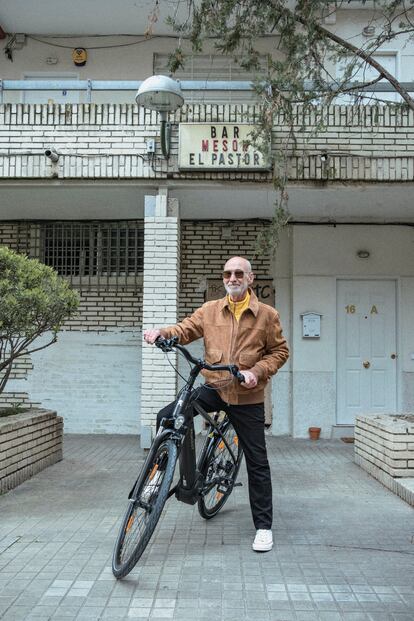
[
  {"x1": 301, "y1": 312, "x2": 322, "y2": 338},
  {"x1": 146, "y1": 139, "x2": 156, "y2": 153}
]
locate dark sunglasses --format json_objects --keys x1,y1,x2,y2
[{"x1": 222, "y1": 270, "x2": 245, "y2": 279}]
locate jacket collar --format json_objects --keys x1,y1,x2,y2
[{"x1": 219, "y1": 287, "x2": 259, "y2": 317}]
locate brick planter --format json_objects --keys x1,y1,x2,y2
[
  {"x1": 354, "y1": 414, "x2": 414, "y2": 506},
  {"x1": 0, "y1": 409, "x2": 63, "y2": 494}
]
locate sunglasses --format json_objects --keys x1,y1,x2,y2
[{"x1": 222, "y1": 270, "x2": 245, "y2": 279}]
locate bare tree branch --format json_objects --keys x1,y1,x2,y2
[{"x1": 306, "y1": 18, "x2": 414, "y2": 110}]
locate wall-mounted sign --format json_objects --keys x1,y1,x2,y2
[
  {"x1": 206, "y1": 279, "x2": 275, "y2": 307},
  {"x1": 178, "y1": 123, "x2": 270, "y2": 170}
]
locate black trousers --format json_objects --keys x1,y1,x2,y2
[{"x1": 157, "y1": 385, "x2": 273, "y2": 530}]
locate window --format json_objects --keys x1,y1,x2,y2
[
  {"x1": 154, "y1": 53, "x2": 270, "y2": 104},
  {"x1": 42, "y1": 221, "x2": 144, "y2": 288},
  {"x1": 335, "y1": 53, "x2": 399, "y2": 105}
]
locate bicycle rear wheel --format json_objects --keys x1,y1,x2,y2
[
  {"x1": 112, "y1": 438, "x2": 177, "y2": 579},
  {"x1": 198, "y1": 421, "x2": 243, "y2": 519}
]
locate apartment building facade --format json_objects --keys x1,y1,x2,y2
[{"x1": 0, "y1": 1, "x2": 413, "y2": 444}]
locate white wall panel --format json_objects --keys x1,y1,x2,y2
[{"x1": 7, "y1": 330, "x2": 142, "y2": 434}]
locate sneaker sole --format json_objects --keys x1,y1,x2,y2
[{"x1": 252, "y1": 543, "x2": 273, "y2": 552}]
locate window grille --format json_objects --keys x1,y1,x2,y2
[
  {"x1": 0, "y1": 220, "x2": 143, "y2": 292},
  {"x1": 41, "y1": 221, "x2": 144, "y2": 290}
]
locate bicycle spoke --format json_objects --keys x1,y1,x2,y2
[
  {"x1": 202, "y1": 425, "x2": 241, "y2": 511},
  {"x1": 113, "y1": 440, "x2": 177, "y2": 577}
]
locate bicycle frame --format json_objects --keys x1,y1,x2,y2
[{"x1": 129, "y1": 338, "x2": 242, "y2": 507}]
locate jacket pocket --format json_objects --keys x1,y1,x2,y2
[
  {"x1": 205, "y1": 349, "x2": 223, "y2": 364},
  {"x1": 239, "y1": 353, "x2": 259, "y2": 369}
]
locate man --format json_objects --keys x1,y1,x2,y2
[{"x1": 144, "y1": 256, "x2": 289, "y2": 552}]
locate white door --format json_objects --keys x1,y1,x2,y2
[{"x1": 337, "y1": 280, "x2": 397, "y2": 425}]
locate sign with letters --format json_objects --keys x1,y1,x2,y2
[
  {"x1": 178, "y1": 123, "x2": 270, "y2": 170},
  {"x1": 206, "y1": 279, "x2": 275, "y2": 307}
]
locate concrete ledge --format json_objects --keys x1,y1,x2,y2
[
  {"x1": 0, "y1": 408, "x2": 63, "y2": 494},
  {"x1": 354, "y1": 414, "x2": 414, "y2": 507}
]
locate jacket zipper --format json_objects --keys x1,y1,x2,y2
[{"x1": 228, "y1": 308, "x2": 240, "y2": 404}]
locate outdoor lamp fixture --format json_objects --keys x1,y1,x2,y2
[{"x1": 135, "y1": 75, "x2": 184, "y2": 159}]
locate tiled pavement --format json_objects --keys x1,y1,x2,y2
[{"x1": 0, "y1": 435, "x2": 413, "y2": 621}]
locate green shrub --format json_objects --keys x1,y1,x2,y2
[{"x1": 0, "y1": 246, "x2": 79, "y2": 395}]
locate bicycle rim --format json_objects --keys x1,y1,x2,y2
[
  {"x1": 112, "y1": 439, "x2": 177, "y2": 578},
  {"x1": 198, "y1": 423, "x2": 242, "y2": 519}
]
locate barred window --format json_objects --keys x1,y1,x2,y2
[{"x1": 42, "y1": 221, "x2": 144, "y2": 288}]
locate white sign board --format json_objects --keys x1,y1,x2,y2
[{"x1": 178, "y1": 123, "x2": 270, "y2": 170}]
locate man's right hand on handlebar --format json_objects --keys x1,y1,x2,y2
[{"x1": 144, "y1": 329, "x2": 162, "y2": 344}]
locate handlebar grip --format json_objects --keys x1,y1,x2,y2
[
  {"x1": 154, "y1": 336, "x2": 178, "y2": 351},
  {"x1": 236, "y1": 371, "x2": 245, "y2": 383}
]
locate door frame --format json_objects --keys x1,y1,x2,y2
[{"x1": 335, "y1": 276, "x2": 400, "y2": 425}]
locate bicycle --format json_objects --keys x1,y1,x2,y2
[{"x1": 112, "y1": 336, "x2": 245, "y2": 579}]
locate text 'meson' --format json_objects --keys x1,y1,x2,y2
[{"x1": 178, "y1": 123, "x2": 270, "y2": 170}]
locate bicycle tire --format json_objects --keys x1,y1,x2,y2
[
  {"x1": 198, "y1": 421, "x2": 243, "y2": 519},
  {"x1": 112, "y1": 438, "x2": 177, "y2": 579}
]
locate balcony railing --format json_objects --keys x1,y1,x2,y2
[{"x1": 1, "y1": 79, "x2": 413, "y2": 103}]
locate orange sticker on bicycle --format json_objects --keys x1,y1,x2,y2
[
  {"x1": 149, "y1": 464, "x2": 159, "y2": 480},
  {"x1": 126, "y1": 515, "x2": 135, "y2": 532}
]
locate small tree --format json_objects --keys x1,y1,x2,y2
[
  {"x1": 0, "y1": 246, "x2": 79, "y2": 396},
  {"x1": 163, "y1": 0, "x2": 414, "y2": 249}
]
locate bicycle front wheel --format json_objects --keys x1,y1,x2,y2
[
  {"x1": 112, "y1": 438, "x2": 177, "y2": 579},
  {"x1": 198, "y1": 421, "x2": 243, "y2": 519}
]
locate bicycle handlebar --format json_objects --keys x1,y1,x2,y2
[{"x1": 154, "y1": 336, "x2": 245, "y2": 383}]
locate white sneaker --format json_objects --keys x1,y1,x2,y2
[
  {"x1": 252, "y1": 529, "x2": 273, "y2": 552},
  {"x1": 140, "y1": 470, "x2": 162, "y2": 503}
]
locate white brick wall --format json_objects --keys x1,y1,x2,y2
[
  {"x1": 355, "y1": 414, "x2": 414, "y2": 477},
  {"x1": 64, "y1": 289, "x2": 142, "y2": 331},
  {"x1": 354, "y1": 414, "x2": 414, "y2": 506},
  {"x1": 0, "y1": 221, "x2": 143, "y2": 431},
  {"x1": 6, "y1": 330, "x2": 142, "y2": 434},
  {"x1": 1, "y1": 103, "x2": 414, "y2": 182},
  {"x1": 140, "y1": 193, "x2": 180, "y2": 445}
]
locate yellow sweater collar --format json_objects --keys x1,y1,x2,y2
[{"x1": 227, "y1": 291, "x2": 251, "y2": 322}]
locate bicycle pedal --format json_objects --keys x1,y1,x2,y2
[{"x1": 233, "y1": 482, "x2": 243, "y2": 487}]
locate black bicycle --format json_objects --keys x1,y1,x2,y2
[{"x1": 112, "y1": 336, "x2": 245, "y2": 579}]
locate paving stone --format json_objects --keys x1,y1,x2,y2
[{"x1": 0, "y1": 435, "x2": 413, "y2": 621}]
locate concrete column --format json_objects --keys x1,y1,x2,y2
[{"x1": 140, "y1": 188, "x2": 180, "y2": 448}]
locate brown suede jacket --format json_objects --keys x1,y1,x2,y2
[{"x1": 160, "y1": 289, "x2": 289, "y2": 405}]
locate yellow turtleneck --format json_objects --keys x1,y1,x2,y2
[{"x1": 227, "y1": 291, "x2": 251, "y2": 323}]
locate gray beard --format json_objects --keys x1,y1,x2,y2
[{"x1": 224, "y1": 283, "x2": 248, "y2": 299}]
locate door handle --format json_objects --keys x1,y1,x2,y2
[
  {"x1": 363, "y1": 361, "x2": 370, "y2": 369},
  {"x1": 391, "y1": 353, "x2": 397, "y2": 360}
]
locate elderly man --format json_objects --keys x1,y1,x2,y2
[{"x1": 144, "y1": 256, "x2": 289, "y2": 552}]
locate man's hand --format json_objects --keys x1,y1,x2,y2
[
  {"x1": 240, "y1": 369, "x2": 258, "y2": 389},
  {"x1": 144, "y1": 328, "x2": 161, "y2": 344}
]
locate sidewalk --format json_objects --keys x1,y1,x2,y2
[{"x1": 0, "y1": 435, "x2": 413, "y2": 621}]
